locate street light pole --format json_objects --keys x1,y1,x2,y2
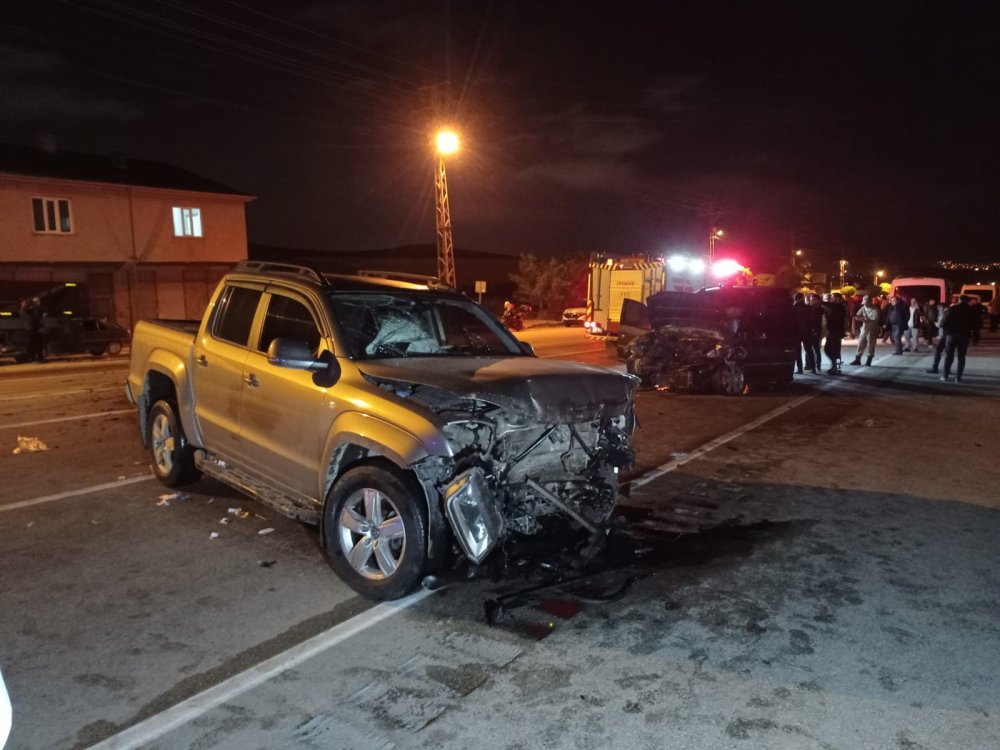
[
  {"x1": 838, "y1": 259, "x2": 847, "y2": 289},
  {"x1": 709, "y1": 228, "x2": 724, "y2": 263},
  {"x1": 434, "y1": 129, "x2": 459, "y2": 288}
]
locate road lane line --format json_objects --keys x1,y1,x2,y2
[
  {"x1": 629, "y1": 352, "x2": 893, "y2": 489},
  {"x1": 0, "y1": 386, "x2": 121, "y2": 403},
  {"x1": 88, "y1": 589, "x2": 434, "y2": 750},
  {"x1": 0, "y1": 475, "x2": 154, "y2": 513},
  {"x1": 0, "y1": 367, "x2": 126, "y2": 383},
  {"x1": 0, "y1": 408, "x2": 133, "y2": 431}
]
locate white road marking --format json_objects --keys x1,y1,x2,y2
[
  {"x1": 0, "y1": 408, "x2": 133, "y2": 431},
  {"x1": 0, "y1": 386, "x2": 121, "y2": 403},
  {"x1": 0, "y1": 366, "x2": 125, "y2": 383},
  {"x1": 88, "y1": 589, "x2": 434, "y2": 750},
  {"x1": 0, "y1": 475, "x2": 153, "y2": 513},
  {"x1": 629, "y1": 352, "x2": 893, "y2": 489}
]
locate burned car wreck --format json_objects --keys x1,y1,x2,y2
[{"x1": 619, "y1": 286, "x2": 798, "y2": 395}]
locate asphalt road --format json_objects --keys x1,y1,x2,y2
[{"x1": 1, "y1": 330, "x2": 998, "y2": 749}]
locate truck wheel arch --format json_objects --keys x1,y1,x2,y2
[
  {"x1": 321, "y1": 423, "x2": 450, "y2": 566},
  {"x1": 139, "y1": 352, "x2": 199, "y2": 448}
]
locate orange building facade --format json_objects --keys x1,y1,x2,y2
[{"x1": 0, "y1": 144, "x2": 254, "y2": 329}]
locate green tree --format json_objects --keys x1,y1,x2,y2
[{"x1": 509, "y1": 253, "x2": 584, "y2": 316}]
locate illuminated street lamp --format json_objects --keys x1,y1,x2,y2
[
  {"x1": 874, "y1": 269, "x2": 885, "y2": 286},
  {"x1": 709, "y1": 228, "x2": 725, "y2": 262},
  {"x1": 434, "y1": 128, "x2": 459, "y2": 287},
  {"x1": 792, "y1": 248, "x2": 804, "y2": 269},
  {"x1": 838, "y1": 259, "x2": 848, "y2": 288}
]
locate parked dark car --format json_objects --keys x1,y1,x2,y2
[
  {"x1": 0, "y1": 313, "x2": 130, "y2": 363},
  {"x1": 618, "y1": 286, "x2": 797, "y2": 395}
]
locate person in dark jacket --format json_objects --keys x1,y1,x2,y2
[
  {"x1": 792, "y1": 292, "x2": 815, "y2": 374},
  {"x1": 804, "y1": 293, "x2": 824, "y2": 374},
  {"x1": 969, "y1": 298, "x2": 985, "y2": 345},
  {"x1": 884, "y1": 296, "x2": 909, "y2": 354},
  {"x1": 19, "y1": 297, "x2": 45, "y2": 362},
  {"x1": 822, "y1": 292, "x2": 847, "y2": 373},
  {"x1": 939, "y1": 295, "x2": 977, "y2": 382},
  {"x1": 922, "y1": 299, "x2": 939, "y2": 345}
]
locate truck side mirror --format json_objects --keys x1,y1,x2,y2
[
  {"x1": 267, "y1": 338, "x2": 341, "y2": 387},
  {"x1": 267, "y1": 337, "x2": 323, "y2": 370}
]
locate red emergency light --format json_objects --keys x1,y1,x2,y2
[{"x1": 711, "y1": 259, "x2": 744, "y2": 277}]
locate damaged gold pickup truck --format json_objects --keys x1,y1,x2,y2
[{"x1": 126, "y1": 262, "x2": 638, "y2": 599}]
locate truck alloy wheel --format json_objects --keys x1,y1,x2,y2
[
  {"x1": 324, "y1": 464, "x2": 428, "y2": 600},
  {"x1": 147, "y1": 399, "x2": 200, "y2": 486}
]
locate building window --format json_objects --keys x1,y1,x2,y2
[
  {"x1": 32, "y1": 197, "x2": 73, "y2": 234},
  {"x1": 172, "y1": 206, "x2": 203, "y2": 237}
]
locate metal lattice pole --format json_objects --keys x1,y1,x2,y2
[{"x1": 435, "y1": 155, "x2": 456, "y2": 287}]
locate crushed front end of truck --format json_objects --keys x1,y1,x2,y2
[{"x1": 364, "y1": 362, "x2": 638, "y2": 571}]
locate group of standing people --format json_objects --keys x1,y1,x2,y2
[
  {"x1": 792, "y1": 291, "x2": 983, "y2": 382},
  {"x1": 924, "y1": 295, "x2": 980, "y2": 382},
  {"x1": 792, "y1": 291, "x2": 847, "y2": 374}
]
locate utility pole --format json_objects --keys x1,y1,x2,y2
[{"x1": 434, "y1": 142, "x2": 457, "y2": 287}]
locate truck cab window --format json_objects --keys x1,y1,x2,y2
[
  {"x1": 258, "y1": 294, "x2": 321, "y2": 354},
  {"x1": 213, "y1": 286, "x2": 262, "y2": 346}
]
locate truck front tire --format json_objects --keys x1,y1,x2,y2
[
  {"x1": 147, "y1": 399, "x2": 201, "y2": 487},
  {"x1": 323, "y1": 463, "x2": 428, "y2": 600}
]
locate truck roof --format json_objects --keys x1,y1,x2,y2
[{"x1": 230, "y1": 261, "x2": 460, "y2": 295}]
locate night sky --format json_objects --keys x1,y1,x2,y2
[{"x1": 3, "y1": 1, "x2": 999, "y2": 275}]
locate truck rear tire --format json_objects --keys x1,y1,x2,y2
[
  {"x1": 323, "y1": 462, "x2": 428, "y2": 600},
  {"x1": 147, "y1": 399, "x2": 201, "y2": 487}
]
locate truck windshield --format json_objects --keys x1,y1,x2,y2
[{"x1": 328, "y1": 292, "x2": 525, "y2": 359}]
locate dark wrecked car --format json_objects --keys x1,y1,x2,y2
[
  {"x1": 619, "y1": 286, "x2": 798, "y2": 395},
  {"x1": 127, "y1": 263, "x2": 639, "y2": 599}
]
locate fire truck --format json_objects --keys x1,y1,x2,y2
[{"x1": 584, "y1": 254, "x2": 665, "y2": 335}]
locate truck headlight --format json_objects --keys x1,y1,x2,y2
[{"x1": 443, "y1": 467, "x2": 503, "y2": 564}]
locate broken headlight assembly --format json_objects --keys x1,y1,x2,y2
[{"x1": 443, "y1": 467, "x2": 505, "y2": 563}]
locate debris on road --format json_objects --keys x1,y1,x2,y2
[
  {"x1": 258, "y1": 559, "x2": 276, "y2": 568},
  {"x1": 155, "y1": 498, "x2": 170, "y2": 507},
  {"x1": 257, "y1": 527, "x2": 275, "y2": 536},
  {"x1": 12, "y1": 435, "x2": 48, "y2": 454},
  {"x1": 158, "y1": 492, "x2": 187, "y2": 503},
  {"x1": 219, "y1": 517, "x2": 230, "y2": 525},
  {"x1": 209, "y1": 532, "x2": 220, "y2": 540}
]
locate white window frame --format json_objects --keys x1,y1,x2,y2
[
  {"x1": 172, "y1": 206, "x2": 203, "y2": 238},
  {"x1": 31, "y1": 197, "x2": 74, "y2": 235}
]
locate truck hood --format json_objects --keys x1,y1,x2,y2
[{"x1": 358, "y1": 357, "x2": 638, "y2": 423}]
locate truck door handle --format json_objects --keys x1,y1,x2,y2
[
  {"x1": 196, "y1": 355, "x2": 208, "y2": 367},
  {"x1": 245, "y1": 373, "x2": 260, "y2": 388}
]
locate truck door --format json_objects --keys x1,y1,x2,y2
[
  {"x1": 237, "y1": 288, "x2": 335, "y2": 500},
  {"x1": 192, "y1": 283, "x2": 263, "y2": 459}
]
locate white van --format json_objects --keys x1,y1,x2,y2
[
  {"x1": 891, "y1": 276, "x2": 947, "y2": 304},
  {"x1": 959, "y1": 283, "x2": 997, "y2": 305}
]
